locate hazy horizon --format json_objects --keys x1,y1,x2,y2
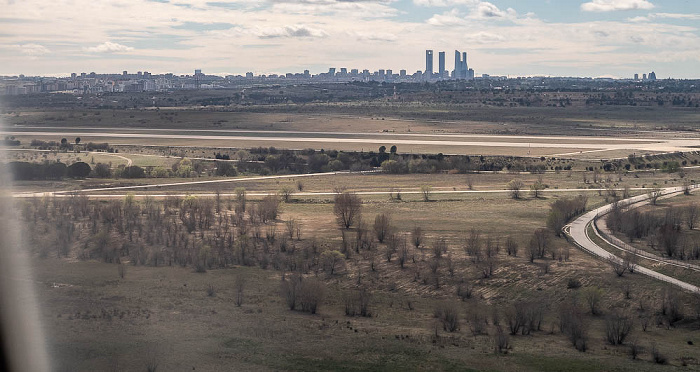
[{"x1": 1, "y1": 0, "x2": 699, "y2": 78}]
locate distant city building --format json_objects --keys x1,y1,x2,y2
[
  {"x1": 643, "y1": 73, "x2": 647, "y2": 80},
  {"x1": 648, "y1": 71, "x2": 656, "y2": 80},
  {"x1": 194, "y1": 69, "x2": 202, "y2": 76},
  {"x1": 453, "y1": 50, "x2": 471, "y2": 79},
  {"x1": 634, "y1": 73, "x2": 639, "y2": 80},
  {"x1": 425, "y1": 50, "x2": 434, "y2": 78},
  {"x1": 245, "y1": 72, "x2": 253, "y2": 78},
  {"x1": 122, "y1": 71, "x2": 127, "y2": 76},
  {"x1": 438, "y1": 51, "x2": 445, "y2": 79}
]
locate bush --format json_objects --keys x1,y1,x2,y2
[
  {"x1": 298, "y1": 278, "x2": 324, "y2": 314},
  {"x1": 567, "y1": 278, "x2": 582, "y2": 289},
  {"x1": 344, "y1": 287, "x2": 372, "y2": 317},
  {"x1": 435, "y1": 302, "x2": 460, "y2": 332},
  {"x1": 215, "y1": 161, "x2": 237, "y2": 176},
  {"x1": 121, "y1": 165, "x2": 145, "y2": 178},
  {"x1": 605, "y1": 311, "x2": 633, "y2": 345},
  {"x1": 67, "y1": 162, "x2": 91, "y2": 178},
  {"x1": 93, "y1": 162, "x2": 112, "y2": 178}
]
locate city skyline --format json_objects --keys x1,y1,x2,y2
[{"x1": 1, "y1": 1, "x2": 699, "y2": 78}]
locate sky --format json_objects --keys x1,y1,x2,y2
[{"x1": 0, "y1": 0, "x2": 699, "y2": 78}]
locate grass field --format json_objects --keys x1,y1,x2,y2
[{"x1": 13, "y1": 170, "x2": 699, "y2": 371}]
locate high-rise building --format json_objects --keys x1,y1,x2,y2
[
  {"x1": 634, "y1": 73, "x2": 639, "y2": 80},
  {"x1": 453, "y1": 50, "x2": 469, "y2": 79},
  {"x1": 649, "y1": 71, "x2": 656, "y2": 80},
  {"x1": 328, "y1": 68, "x2": 336, "y2": 76},
  {"x1": 425, "y1": 50, "x2": 434, "y2": 78},
  {"x1": 438, "y1": 51, "x2": 445, "y2": 78},
  {"x1": 123, "y1": 71, "x2": 128, "y2": 76},
  {"x1": 643, "y1": 73, "x2": 647, "y2": 80},
  {"x1": 195, "y1": 69, "x2": 202, "y2": 76},
  {"x1": 400, "y1": 70, "x2": 407, "y2": 77}
]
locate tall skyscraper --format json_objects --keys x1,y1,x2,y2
[
  {"x1": 425, "y1": 50, "x2": 434, "y2": 78},
  {"x1": 453, "y1": 50, "x2": 469, "y2": 79},
  {"x1": 438, "y1": 51, "x2": 445, "y2": 79}
]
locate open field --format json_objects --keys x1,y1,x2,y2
[
  {"x1": 23, "y1": 185, "x2": 700, "y2": 371},
  {"x1": 3, "y1": 93, "x2": 700, "y2": 371},
  {"x1": 3, "y1": 126, "x2": 699, "y2": 158}
]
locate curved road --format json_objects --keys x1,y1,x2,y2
[{"x1": 566, "y1": 185, "x2": 700, "y2": 293}]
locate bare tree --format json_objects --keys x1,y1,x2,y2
[
  {"x1": 465, "y1": 229, "x2": 481, "y2": 257},
  {"x1": 234, "y1": 273, "x2": 245, "y2": 307},
  {"x1": 285, "y1": 218, "x2": 298, "y2": 239},
  {"x1": 505, "y1": 236, "x2": 518, "y2": 256},
  {"x1": 605, "y1": 311, "x2": 633, "y2": 345},
  {"x1": 685, "y1": 204, "x2": 699, "y2": 230},
  {"x1": 234, "y1": 187, "x2": 246, "y2": 214},
  {"x1": 466, "y1": 175, "x2": 474, "y2": 190},
  {"x1": 435, "y1": 302, "x2": 460, "y2": 332},
  {"x1": 397, "y1": 236, "x2": 410, "y2": 269},
  {"x1": 279, "y1": 186, "x2": 295, "y2": 203},
  {"x1": 530, "y1": 179, "x2": 545, "y2": 198},
  {"x1": 333, "y1": 192, "x2": 362, "y2": 229},
  {"x1": 649, "y1": 187, "x2": 662, "y2": 205},
  {"x1": 507, "y1": 179, "x2": 525, "y2": 199},
  {"x1": 582, "y1": 287, "x2": 603, "y2": 315},
  {"x1": 432, "y1": 237, "x2": 448, "y2": 259},
  {"x1": 411, "y1": 226, "x2": 423, "y2": 250},
  {"x1": 373, "y1": 213, "x2": 392, "y2": 243},
  {"x1": 420, "y1": 185, "x2": 432, "y2": 202}
]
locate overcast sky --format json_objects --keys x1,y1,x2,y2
[{"x1": 1, "y1": 0, "x2": 699, "y2": 78}]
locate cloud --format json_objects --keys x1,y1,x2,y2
[
  {"x1": 353, "y1": 31, "x2": 397, "y2": 42},
  {"x1": 414, "y1": 0, "x2": 477, "y2": 6},
  {"x1": 465, "y1": 31, "x2": 505, "y2": 43},
  {"x1": 254, "y1": 24, "x2": 328, "y2": 39},
  {"x1": 651, "y1": 12, "x2": 700, "y2": 20},
  {"x1": 473, "y1": 2, "x2": 515, "y2": 19},
  {"x1": 16, "y1": 43, "x2": 50, "y2": 56},
  {"x1": 581, "y1": 0, "x2": 654, "y2": 12},
  {"x1": 83, "y1": 42, "x2": 134, "y2": 53}
]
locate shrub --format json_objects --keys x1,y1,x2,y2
[
  {"x1": 605, "y1": 311, "x2": 633, "y2": 345},
  {"x1": 567, "y1": 278, "x2": 582, "y2": 289},
  {"x1": 435, "y1": 302, "x2": 460, "y2": 332}
]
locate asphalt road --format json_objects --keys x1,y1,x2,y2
[{"x1": 566, "y1": 185, "x2": 700, "y2": 293}]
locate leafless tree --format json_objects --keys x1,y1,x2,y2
[
  {"x1": 432, "y1": 237, "x2": 448, "y2": 259},
  {"x1": 505, "y1": 236, "x2": 518, "y2": 256},
  {"x1": 582, "y1": 287, "x2": 603, "y2": 315},
  {"x1": 279, "y1": 186, "x2": 295, "y2": 203},
  {"x1": 420, "y1": 185, "x2": 432, "y2": 202},
  {"x1": 435, "y1": 302, "x2": 460, "y2": 332},
  {"x1": 530, "y1": 180, "x2": 545, "y2": 198},
  {"x1": 411, "y1": 226, "x2": 423, "y2": 250},
  {"x1": 234, "y1": 187, "x2": 246, "y2": 214},
  {"x1": 685, "y1": 204, "x2": 699, "y2": 230},
  {"x1": 397, "y1": 236, "x2": 410, "y2": 269},
  {"x1": 649, "y1": 187, "x2": 662, "y2": 205},
  {"x1": 373, "y1": 213, "x2": 392, "y2": 243},
  {"x1": 234, "y1": 273, "x2": 245, "y2": 307},
  {"x1": 605, "y1": 310, "x2": 633, "y2": 345},
  {"x1": 285, "y1": 218, "x2": 298, "y2": 239},
  {"x1": 465, "y1": 229, "x2": 481, "y2": 257},
  {"x1": 507, "y1": 179, "x2": 525, "y2": 199},
  {"x1": 334, "y1": 192, "x2": 362, "y2": 229}
]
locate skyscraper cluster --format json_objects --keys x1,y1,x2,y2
[{"x1": 425, "y1": 49, "x2": 475, "y2": 80}]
